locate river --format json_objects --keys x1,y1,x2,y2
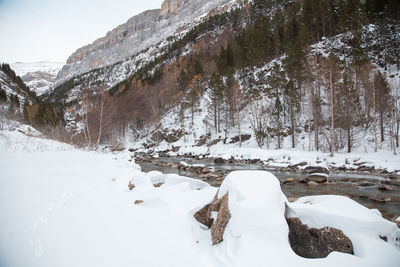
[{"x1": 138, "y1": 156, "x2": 400, "y2": 221}]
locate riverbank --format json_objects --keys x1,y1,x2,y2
[{"x1": 132, "y1": 153, "x2": 400, "y2": 222}]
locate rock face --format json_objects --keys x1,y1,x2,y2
[
  {"x1": 287, "y1": 217, "x2": 354, "y2": 258},
  {"x1": 55, "y1": 0, "x2": 237, "y2": 85},
  {"x1": 194, "y1": 192, "x2": 231, "y2": 245}
]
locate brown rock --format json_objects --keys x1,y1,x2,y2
[
  {"x1": 385, "y1": 179, "x2": 400, "y2": 186},
  {"x1": 300, "y1": 174, "x2": 327, "y2": 184},
  {"x1": 208, "y1": 139, "x2": 222, "y2": 147},
  {"x1": 214, "y1": 158, "x2": 226, "y2": 164},
  {"x1": 308, "y1": 181, "x2": 319, "y2": 186},
  {"x1": 199, "y1": 173, "x2": 221, "y2": 180},
  {"x1": 308, "y1": 174, "x2": 328, "y2": 183},
  {"x1": 389, "y1": 173, "x2": 400, "y2": 180},
  {"x1": 379, "y1": 184, "x2": 393, "y2": 191},
  {"x1": 283, "y1": 178, "x2": 296, "y2": 184},
  {"x1": 153, "y1": 182, "x2": 164, "y2": 188},
  {"x1": 134, "y1": 200, "x2": 144, "y2": 204},
  {"x1": 304, "y1": 166, "x2": 329, "y2": 174},
  {"x1": 229, "y1": 134, "x2": 251, "y2": 144},
  {"x1": 193, "y1": 203, "x2": 213, "y2": 228},
  {"x1": 195, "y1": 135, "x2": 208, "y2": 146},
  {"x1": 369, "y1": 194, "x2": 391, "y2": 202},
  {"x1": 128, "y1": 181, "x2": 135, "y2": 190},
  {"x1": 359, "y1": 182, "x2": 374, "y2": 187},
  {"x1": 193, "y1": 192, "x2": 231, "y2": 245},
  {"x1": 288, "y1": 197, "x2": 298, "y2": 203},
  {"x1": 287, "y1": 217, "x2": 354, "y2": 258},
  {"x1": 211, "y1": 193, "x2": 231, "y2": 245}
]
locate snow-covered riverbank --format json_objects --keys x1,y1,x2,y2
[{"x1": 1, "y1": 126, "x2": 399, "y2": 267}]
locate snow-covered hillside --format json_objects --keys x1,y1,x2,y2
[
  {"x1": 0, "y1": 64, "x2": 37, "y2": 114},
  {"x1": 10, "y1": 62, "x2": 64, "y2": 95},
  {"x1": 0, "y1": 120, "x2": 399, "y2": 266}
]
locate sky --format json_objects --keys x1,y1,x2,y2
[{"x1": 0, "y1": 0, "x2": 164, "y2": 63}]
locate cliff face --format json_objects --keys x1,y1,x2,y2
[{"x1": 56, "y1": 0, "x2": 229, "y2": 85}]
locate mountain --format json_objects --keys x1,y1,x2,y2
[
  {"x1": 55, "y1": 0, "x2": 240, "y2": 86},
  {"x1": 37, "y1": 0, "x2": 400, "y2": 155},
  {"x1": 11, "y1": 62, "x2": 64, "y2": 96}
]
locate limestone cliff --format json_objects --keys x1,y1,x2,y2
[{"x1": 56, "y1": 0, "x2": 233, "y2": 86}]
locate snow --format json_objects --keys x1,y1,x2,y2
[
  {"x1": 1, "y1": 122, "x2": 399, "y2": 267},
  {"x1": 10, "y1": 62, "x2": 64, "y2": 77}
]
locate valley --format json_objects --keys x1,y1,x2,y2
[{"x1": 0, "y1": 0, "x2": 400, "y2": 266}]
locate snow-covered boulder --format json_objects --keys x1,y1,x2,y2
[
  {"x1": 194, "y1": 170, "x2": 400, "y2": 266},
  {"x1": 287, "y1": 217, "x2": 354, "y2": 258}
]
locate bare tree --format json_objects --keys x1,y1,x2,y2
[
  {"x1": 372, "y1": 72, "x2": 378, "y2": 152},
  {"x1": 247, "y1": 99, "x2": 269, "y2": 148},
  {"x1": 82, "y1": 93, "x2": 92, "y2": 147},
  {"x1": 232, "y1": 80, "x2": 242, "y2": 147},
  {"x1": 324, "y1": 55, "x2": 340, "y2": 157}
]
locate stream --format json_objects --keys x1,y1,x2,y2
[{"x1": 138, "y1": 156, "x2": 400, "y2": 221}]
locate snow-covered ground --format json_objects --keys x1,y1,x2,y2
[{"x1": 1, "y1": 119, "x2": 399, "y2": 267}]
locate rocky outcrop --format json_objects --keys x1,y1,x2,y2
[
  {"x1": 194, "y1": 192, "x2": 231, "y2": 245},
  {"x1": 161, "y1": 0, "x2": 193, "y2": 19},
  {"x1": 287, "y1": 217, "x2": 354, "y2": 258}
]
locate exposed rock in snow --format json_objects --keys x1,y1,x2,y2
[
  {"x1": 287, "y1": 217, "x2": 354, "y2": 258},
  {"x1": 194, "y1": 191, "x2": 231, "y2": 244},
  {"x1": 304, "y1": 165, "x2": 330, "y2": 175}
]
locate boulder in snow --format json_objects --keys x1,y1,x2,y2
[
  {"x1": 307, "y1": 173, "x2": 328, "y2": 183},
  {"x1": 287, "y1": 217, "x2": 354, "y2": 258},
  {"x1": 304, "y1": 165, "x2": 329, "y2": 174}
]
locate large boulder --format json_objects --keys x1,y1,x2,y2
[{"x1": 287, "y1": 217, "x2": 354, "y2": 258}]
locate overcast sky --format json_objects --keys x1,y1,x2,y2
[{"x1": 0, "y1": 0, "x2": 164, "y2": 63}]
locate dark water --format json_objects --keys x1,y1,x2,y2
[{"x1": 139, "y1": 157, "x2": 400, "y2": 220}]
